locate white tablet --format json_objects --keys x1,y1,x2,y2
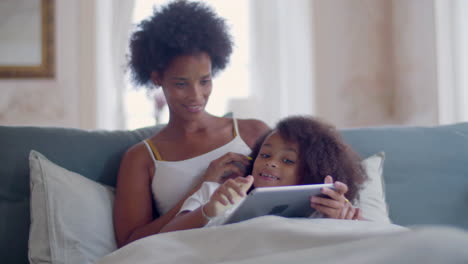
[{"x1": 223, "y1": 183, "x2": 335, "y2": 225}]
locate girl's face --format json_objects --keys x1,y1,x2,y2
[
  {"x1": 252, "y1": 131, "x2": 301, "y2": 188},
  {"x1": 152, "y1": 52, "x2": 212, "y2": 120}
]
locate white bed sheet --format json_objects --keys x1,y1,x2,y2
[{"x1": 97, "y1": 216, "x2": 468, "y2": 264}]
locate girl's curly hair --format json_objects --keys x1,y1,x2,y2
[
  {"x1": 249, "y1": 116, "x2": 367, "y2": 202},
  {"x1": 129, "y1": 0, "x2": 233, "y2": 88}
]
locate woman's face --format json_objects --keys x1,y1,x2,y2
[
  {"x1": 153, "y1": 52, "x2": 212, "y2": 119},
  {"x1": 251, "y1": 131, "x2": 301, "y2": 188}
]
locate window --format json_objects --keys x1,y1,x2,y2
[{"x1": 123, "y1": 0, "x2": 251, "y2": 129}]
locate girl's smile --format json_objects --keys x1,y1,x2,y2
[
  {"x1": 252, "y1": 131, "x2": 301, "y2": 187},
  {"x1": 258, "y1": 170, "x2": 281, "y2": 181}
]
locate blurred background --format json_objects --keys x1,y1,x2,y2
[{"x1": 1, "y1": 0, "x2": 467, "y2": 130}]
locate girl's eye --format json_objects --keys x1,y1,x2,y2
[
  {"x1": 260, "y1": 153, "x2": 270, "y2": 159},
  {"x1": 283, "y1": 159, "x2": 295, "y2": 164},
  {"x1": 175, "y1": 82, "x2": 186, "y2": 87}
]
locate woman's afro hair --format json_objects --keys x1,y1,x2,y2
[{"x1": 128, "y1": 0, "x2": 233, "y2": 88}]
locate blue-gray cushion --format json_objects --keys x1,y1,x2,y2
[{"x1": 341, "y1": 122, "x2": 468, "y2": 229}]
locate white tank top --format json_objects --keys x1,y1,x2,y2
[{"x1": 143, "y1": 116, "x2": 251, "y2": 215}]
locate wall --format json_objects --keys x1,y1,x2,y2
[
  {"x1": 313, "y1": 0, "x2": 438, "y2": 128},
  {"x1": 1, "y1": 1, "x2": 77, "y2": 127},
  {"x1": 392, "y1": 0, "x2": 439, "y2": 125},
  {"x1": 313, "y1": 0, "x2": 396, "y2": 127},
  {"x1": 0, "y1": 0, "x2": 96, "y2": 129}
]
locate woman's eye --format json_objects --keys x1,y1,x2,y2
[
  {"x1": 201, "y1": 79, "x2": 211, "y2": 86},
  {"x1": 175, "y1": 82, "x2": 186, "y2": 87}
]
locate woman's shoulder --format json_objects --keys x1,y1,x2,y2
[
  {"x1": 236, "y1": 118, "x2": 269, "y2": 130},
  {"x1": 115, "y1": 140, "x2": 157, "y2": 188},
  {"x1": 120, "y1": 141, "x2": 153, "y2": 168},
  {"x1": 236, "y1": 118, "x2": 271, "y2": 148}
]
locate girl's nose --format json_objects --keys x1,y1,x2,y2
[{"x1": 267, "y1": 161, "x2": 278, "y2": 168}]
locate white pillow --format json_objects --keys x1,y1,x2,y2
[
  {"x1": 28, "y1": 150, "x2": 116, "y2": 264},
  {"x1": 357, "y1": 152, "x2": 391, "y2": 223}
]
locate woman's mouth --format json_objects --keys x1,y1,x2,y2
[{"x1": 184, "y1": 104, "x2": 203, "y2": 113}]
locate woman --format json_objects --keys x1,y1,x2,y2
[{"x1": 114, "y1": 0, "x2": 357, "y2": 248}]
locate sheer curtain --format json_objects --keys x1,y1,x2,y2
[
  {"x1": 435, "y1": 0, "x2": 468, "y2": 124},
  {"x1": 246, "y1": 0, "x2": 316, "y2": 127},
  {"x1": 95, "y1": 0, "x2": 135, "y2": 130}
]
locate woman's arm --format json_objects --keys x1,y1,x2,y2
[
  {"x1": 159, "y1": 209, "x2": 210, "y2": 234},
  {"x1": 113, "y1": 144, "x2": 197, "y2": 247}
]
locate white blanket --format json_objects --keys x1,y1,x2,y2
[{"x1": 97, "y1": 216, "x2": 468, "y2": 264}]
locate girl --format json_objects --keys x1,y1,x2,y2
[{"x1": 160, "y1": 116, "x2": 368, "y2": 232}]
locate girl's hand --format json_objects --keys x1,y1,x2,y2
[
  {"x1": 203, "y1": 176, "x2": 254, "y2": 218},
  {"x1": 202, "y1": 152, "x2": 251, "y2": 183},
  {"x1": 310, "y1": 175, "x2": 362, "y2": 220}
]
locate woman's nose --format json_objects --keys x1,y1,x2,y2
[{"x1": 188, "y1": 85, "x2": 203, "y2": 100}]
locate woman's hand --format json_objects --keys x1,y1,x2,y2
[
  {"x1": 202, "y1": 152, "x2": 252, "y2": 183},
  {"x1": 310, "y1": 175, "x2": 362, "y2": 220},
  {"x1": 203, "y1": 176, "x2": 254, "y2": 218}
]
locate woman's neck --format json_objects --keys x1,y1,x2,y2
[{"x1": 165, "y1": 112, "x2": 219, "y2": 135}]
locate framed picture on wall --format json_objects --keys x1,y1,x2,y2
[{"x1": 0, "y1": 0, "x2": 55, "y2": 78}]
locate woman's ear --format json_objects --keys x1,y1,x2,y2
[{"x1": 151, "y1": 72, "x2": 162, "y2": 87}]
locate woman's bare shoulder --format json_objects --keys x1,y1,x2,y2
[
  {"x1": 237, "y1": 118, "x2": 271, "y2": 148},
  {"x1": 123, "y1": 141, "x2": 150, "y2": 161},
  {"x1": 237, "y1": 118, "x2": 269, "y2": 129},
  {"x1": 118, "y1": 141, "x2": 154, "y2": 178}
]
